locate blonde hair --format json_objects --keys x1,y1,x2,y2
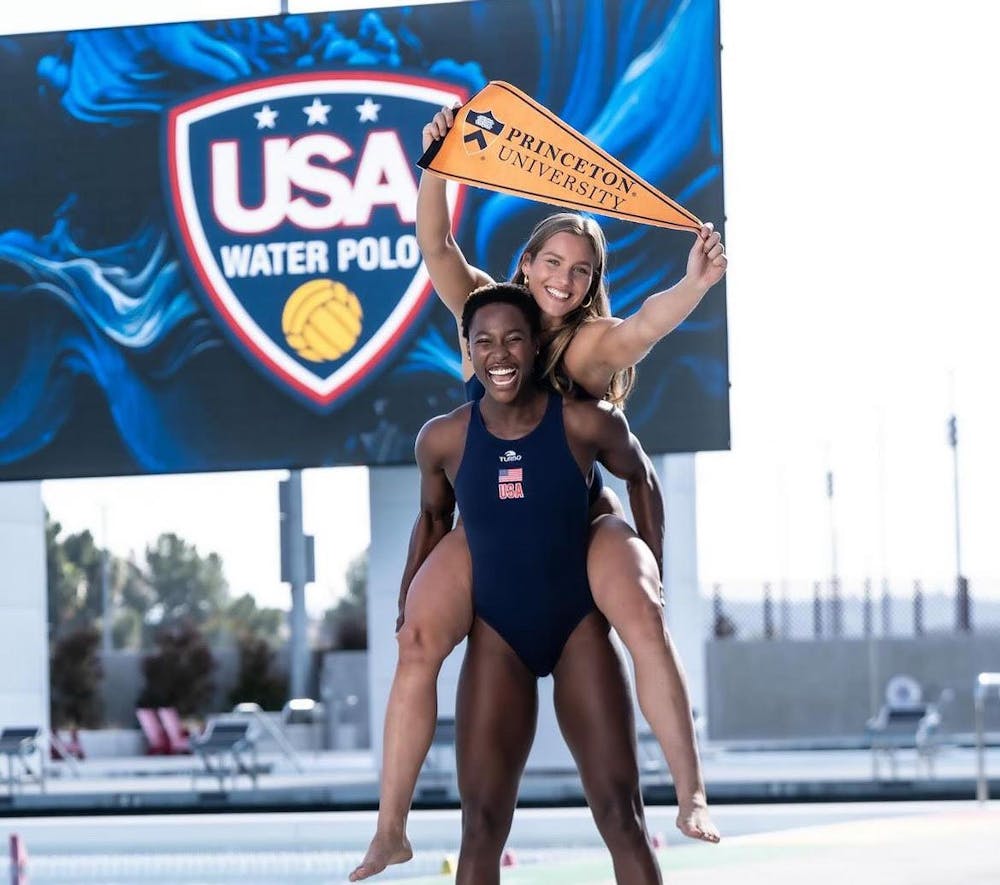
[{"x1": 509, "y1": 213, "x2": 635, "y2": 406}]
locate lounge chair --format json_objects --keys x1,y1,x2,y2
[
  {"x1": 866, "y1": 674, "x2": 948, "y2": 779},
  {"x1": 0, "y1": 727, "x2": 44, "y2": 794},
  {"x1": 136, "y1": 708, "x2": 170, "y2": 755},
  {"x1": 157, "y1": 707, "x2": 192, "y2": 755},
  {"x1": 191, "y1": 719, "x2": 262, "y2": 789},
  {"x1": 49, "y1": 728, "x2": 84, "y2": 761}
]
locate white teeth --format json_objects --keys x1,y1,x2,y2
[
  {"x1": 545, "y1": 286, "x2": 570, "y2": 300},
  {"x1": 488, "y1": 367, "x2": 516, "y2": 386}
]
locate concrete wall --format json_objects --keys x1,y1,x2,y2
[
  {"x1": 706, "y1": 635, "x2": 1000, "y2": 740},
  {"x1": 319, "y1": 649, "x2": 370, "y2": 748},
  {"x1": 0, "y1": 482, "x2": 49, "y2": 733},
  {"x1": 100, "y1": 647, "x2": 242, "y2": 727},
  {"x1": 99, "y1": 646, "x2": 369, "y2": 745}
]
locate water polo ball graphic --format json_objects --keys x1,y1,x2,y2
[{"x1": 282, "y1": 279, "x2": 363, "y2": 362}]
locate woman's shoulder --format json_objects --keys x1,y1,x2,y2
[
  {"x1": 565, "y1": 315, "x2": 621, "y2": 357},
  {"x1": 419, "y1": 402, "x2": 473, "y2": 444},
  {"x1": 561, "y1": 316, "x2": 621, "y2": 396}
]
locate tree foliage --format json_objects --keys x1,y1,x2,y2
[
  {"x1": 46, "y1": 515, "x2": 284, "y2": 650},
  {"x1": 225, "y1": 593, "x2": 285, "y2": 644},
  {"x1": 50, "y1": 626, "x2": 104, "y2": 729},
  {"x1": 144, "y1": 533, "x2": 228, "y2": 632},
  {"x1": 229, "y1": 632, "x2": 288, "y2": 711},
  {"x1": 44, "y1": 513, "x2": 290, "y2": 721},
  {"x1": 137, "y1": 620, "x2": 216, "y2": 716},
  {"x1": 322, "y1": 547, "x2": 368, "y2": 650},
  {"x1": 46, "y1": 516, "x2": 103, "y2": 638}
]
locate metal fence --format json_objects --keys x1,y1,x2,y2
[{"x1": 705, "y1": 577, "x2": 1000, "y2": 641}]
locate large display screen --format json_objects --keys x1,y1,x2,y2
[{"x1": 0, "y1": 0, "x2": 728, "y2": 479}]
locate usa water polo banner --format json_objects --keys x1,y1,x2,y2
[
  {"x1": 418, "y1": 81, "x2": 703, "y2": 231},
  {"x1": 0, "y1": 0, "x2": 728, "y2": 480}
]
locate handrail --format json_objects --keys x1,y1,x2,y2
[
  {"x1": 231, "y1": 703, "x2": 305, "y2": 773},
  {"x1": 974, "y1": 672, "x2": 1000, "y2": 804}
]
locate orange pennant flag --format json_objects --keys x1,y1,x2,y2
[{"x1": 417, "y1": 81, "x2": 702, "y2": 232}]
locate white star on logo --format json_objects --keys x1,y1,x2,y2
[
  {"x1": 355, "y1": 97, "x2": 382, "y2": 123},
  {"x1": 303, "y1": 97, "x2": 332, "y2": 126},
  {"x1": 253, "y1": 104, "x2": 278, "y2": 130}
]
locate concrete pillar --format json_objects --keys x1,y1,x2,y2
[
  {"x1": 0, "y1": 482, "x2": 50, "y2": 732},
  {"x1": 659, "y1": 454, "x2": 706, "y2": 717},
  {"x1": 366, "y1": 466, "x2": 469, "y2": 768},
  {"x1": 601, "y1": 453, "x2": 706, "y2": 716}
]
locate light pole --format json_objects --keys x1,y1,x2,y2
[
  {"x1": 948, "y1": 414, "x2": 970, "y2": 631},
  {"x1": 826, "y1": 468, "x2": 842, "y2": 636},
  {"x1": 279, "y1": 470, "x2": 314, "y2": 699}
]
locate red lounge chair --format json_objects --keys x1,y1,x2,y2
[
  {"x1": 136, "y1": 708, "x2": 170, "y2": 755},
  {"x1": 50, "y1": 728, "x2": 85, "y2": 761},
  {"x1": 156, "y1": 708, "x2": 192, "y2": 755}
]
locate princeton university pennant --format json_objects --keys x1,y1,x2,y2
[{"x1": 417, "y1": 81, "x2": 702, "y2": 232}]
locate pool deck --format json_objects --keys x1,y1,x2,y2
[
  {"x1": 4, "y1": 801, "x2": 999, "y2": 883},
  {"x1": 3, "y1": 741, "x2": 1000, "y2": 816}
]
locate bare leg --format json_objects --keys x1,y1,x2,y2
[
  {"x1": 587, "y1": 513, "x2": 720, "y2": 843},
  {"x1": 455, "y1": 619, "x2": 537, "y2": 885},
  {"x1": 553, "y1": 612, "x2": 662, "y2": 884},
  {"x1": 350, "y1": 528, "x2": 473, "y2": 881}
]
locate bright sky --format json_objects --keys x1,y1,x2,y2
[{"x1": 7, "y1": 1, "x2": 999, "y2": 610}]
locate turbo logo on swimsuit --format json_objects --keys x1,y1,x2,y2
[{"x1": 162, "y1": 72, "x2": 467, "y2": 411}]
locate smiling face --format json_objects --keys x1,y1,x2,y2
[
  {"x1": 520, "y1": 231, "x2": 598, "y2": 320},
  {"x1": 467, "y1": 302, "x2": 538, "y2": 404}
]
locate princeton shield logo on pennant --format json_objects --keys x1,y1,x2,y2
[
  {"x1": 462, "y1": 107, "x2": 505, "y2": 156},
  {"x1": 162, "y1": 72, "x2": 468, "y2": 412}
]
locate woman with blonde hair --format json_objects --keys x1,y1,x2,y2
[{"x1": 350, "y1": 106, "x2": 726, "y2": 881}]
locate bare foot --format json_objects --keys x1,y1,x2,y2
[
  {"x1": 676, "y1": 803, "x2": 721, "y2": 843},
  {"x1": 349, "y1": 831, "x2": 413, "y2": 881}
]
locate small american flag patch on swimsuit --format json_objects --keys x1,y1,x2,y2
[{"x1": 498, "y1": 467, "x2": 523, "y2": 482}]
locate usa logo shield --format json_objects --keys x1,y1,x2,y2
[{"x1": 163, "y1": 72, "x2": 468, "y2": 411}]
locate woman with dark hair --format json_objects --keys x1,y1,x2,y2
[
  {"x1": 350, "y1": 107, "x2": 725, "y2": 881},
  {"x1": 395, "y1": 282, "x2": 666, "y2": 883}
]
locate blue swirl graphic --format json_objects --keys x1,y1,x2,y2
[
  {"x1": 0, "y1": 211, "x2": 216, "y2": 469},
  {"x1": 1, "y1": 1, "x2": 727, "y2": 475}
]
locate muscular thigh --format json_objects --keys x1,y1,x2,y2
[
  {"x1": 456, "y1": 619, "x2": 537, "y2": 804},
  {"x1": 402, "y1": 525, "x2": 474, "y2": 651},
  {"x1": 552, "y1": 613, "x2": 640, "y2": 786},
  {"x1": 586, "y1": 514, "x2": 662, "y2": 623}
]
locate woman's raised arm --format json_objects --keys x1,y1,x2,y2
[
  {"x1": 565, "y1": 223, "x2": 727, "y2": 388},
  {"x1": 416, "y1": 106, "x2": 493, "y2": 320}
]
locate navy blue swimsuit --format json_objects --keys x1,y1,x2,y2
[
  {"x1": 464, "y1": 376, "x2": 604, "y2": 506},
  {"x1": 454, "y1": 393, "x2": 595, "y2": 677}
]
